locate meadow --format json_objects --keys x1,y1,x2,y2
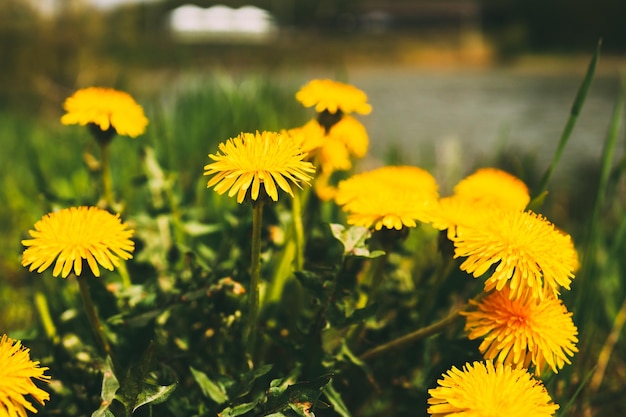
[{"x1": 1, "y1": 40, "x2": 626, "y2": 417}]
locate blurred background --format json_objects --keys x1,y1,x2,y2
[{"x1": 1, "y1": 0, "x2": 625, "y2": 169}]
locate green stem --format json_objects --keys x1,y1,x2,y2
[
  {"x1": 77, "y1": 274, "x2": 114, "y2": 361},
  {"x1": 292, "y1": 190, "x2": 305, "y2": 271},
  {"x1": 358, "y1": 302, "x2": 467, "y2": 361},
  {"x1": 356, "y1": 253, "x2": 388, "y2": 310},
  {"x1": 100, "y1": 141, "x2": 115, "y2": 208},
  {"x1": 246, "y1": 201, "x2": 264, "y2": 359}
]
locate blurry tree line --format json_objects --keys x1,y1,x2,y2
[{"x1": 0, "y1": 0, "x2": 624, "y2": 113}]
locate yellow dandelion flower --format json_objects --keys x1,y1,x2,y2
[
  {"x1": 463, "y1": 286, "x2": 578, "y2": 375},
  {"x1": 204, "y1": 131, "x2": 316, "y2": 204},
  {"x1": 452, "y1": 209, "x2": 578, "y2": 300},
  {"x1": 285, "y1": 122, "x2": 325, "y2": 157},
  {"x1": 0, "y1": 335, "x2": 51, "y2": 417},
  {"x1": 453, "y1": 168, "x2": 530, "y2": 210},
  {"x1": 295, "y1": 79, "x2": 372, "y2": 115},
  {"x1": 427, "y1": 360, "x2": 559, "y2": 417},
  {"x1": 22, "y1": 206, "x2": 135, "y2": 278},
  {"x1": 335, "y1": 166, "x2": 439, "y2": 230},
  {"x1": 61, "y1": 87, "x2": 148, "y2": 138},
  {"x1": 328, "y1": 115, "x2": 369, "y2": 158},
  {"x1": 426, "y1": 196, "x2": 491, "y2": 239}
]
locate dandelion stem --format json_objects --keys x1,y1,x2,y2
[
  {"x1": 76, "y1": 274, "x2": 113, "y2": 361},
  {"x1": 100, "y1": 142, "x2": 115, "y2": 208},
  {"x1": 359, "y1": 302, "x2": 466, "y2": 361},
  {"x1": 246, "y1": 201, "x2": 264, "y2": 359}
]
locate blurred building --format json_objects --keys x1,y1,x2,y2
[{"x1": 168, "y1": 4, "x2": 278, "y2": 43}]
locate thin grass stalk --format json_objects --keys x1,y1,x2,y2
[
  {"x1": 575, "y1": 82, "x2": 624, "y2": 314},
  {"x1": 359, "y1": 302, "x2": 466, "y2": 361},
  {"x1": 530, "y1": 39, "x2": 601, "y2": 204},
  {"x1": 34, "y1": 290, "x2": 58, "y2": 344},
  {"x1": 589, "y1": 294, "x2": 626, "y2": 392},
  {"x1": 246, "y1": 201, "x2": 264, "y2": 359}
]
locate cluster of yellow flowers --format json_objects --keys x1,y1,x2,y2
[{"x1": 14, "y1": 80, "x2": 579, "y2": 417}]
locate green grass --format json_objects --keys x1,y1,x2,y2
[{"x1": 1, "y1": 51, "x2": 626, "y2": 417}]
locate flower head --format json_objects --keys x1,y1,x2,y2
[
  {"x1": 22, "y1": 206, "x2": 135, "y2": 278},
  {"x1": 295, "y1": 79, "x2": 372, "y2": 115},
  {"x1": 452, "y1": 209, "x2": 578, "y2": 300},
  {"x1": 204, "y1": 131, "x2": 316, "y2": 204},
  {"x1": 427, "y1": 168, "x2": 530, "y2": 238},
  {"x1": 0, "y1": 335, "x2": 51, "y2": 417},
  {"x1": 463, "y1": 287, "x2": 578, "y2": 375},
  {"x1": 61, "y1": 87, "x2": 148, "y2": 138},
  {"x1": 427, "y1": 360, "x2": 559, "y2": 417},
  {"x1": 335, "y1": 166, "x2": 439, "y2": 230},
  {"x1": 453, "y1": 168, "x2": 530, "y2": 211}
]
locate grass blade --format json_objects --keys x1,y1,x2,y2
[{"x1": 530, "y1": 39, "x2": 602, "y2": 203}]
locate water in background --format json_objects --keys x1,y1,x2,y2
[{"x1": 296, "y1": 66, "x2": 622, "y2": 189}]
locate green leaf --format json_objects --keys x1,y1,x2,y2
[
  {"x1": 132, "y1": 382, "x2": 178, "y2": 413},
  {"x1": 190, "y1": 366, "x2": 229, "y2": 405},
  {"x1": 237, "y1": 364, "x2": 273, "y2": 397},
  {"x1": 323, "y1": 381, "x2": 352, "y2": 417},
  {"x1": 329, "y1": 224, "x2": 385, "y2": 258},
  {"x1": 91, "y1": 357, "x2": 120, "y2": 417},
  {"x1": 182, "y1": 221, "x2": 222, "y2": 236},
  {"x1": 219, "y1": 401, "x2": 259, "y2": 417}
]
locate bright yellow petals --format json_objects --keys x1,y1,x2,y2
[
  {"x1": 463, "y1": 287, "x2": 579, "y2": 375},
  {"x1": 328, "y1": 115, "x2": 369, "y2": 158},
  {"x1": 452, "y1": 209, "x2": 578, "y2": 300},
  {"x1": 295, "y1": 79, "x2": 372, "y2": 115},
  {"x1": 454, "y1": 168, "x2": 530, "y2": 210},
  {"x1": 426, "y1": 196, "x2": 491, "y2": 239},
  {"x1": 0, "y1": 335, "x2": 51, "y2": 417},
  {"x1": 61, "y1": 87, "x2": 148, "y2": 138},
  {"x1": 286, "y1": 122, "x2": 325, "y2": 157},
  {"x1": 335, "y1": 166, "x2": 439, "y2": 230},
  {"x1": 427, "y1": 360, "x2": 559, "y2": 417},
  {"x1": 22, "y1": 207, "x2": 135, "y2": 278},
  {"x1": 204, "y1": 131, "x2": 315, "y2": 204}
]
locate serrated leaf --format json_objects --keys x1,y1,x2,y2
[
  {"x1": 328, "y1": 224, "x2": 385, "y2": 258},
  {"x1": 132, "y1": 382, "x2": 177, "y2": 412},
  {"x1": 323, "y1": 382, "x2": 352, "y2": 417},
  {"x1": 91, "y1": 357, "x2": 119, "y2": 417},
  {"x1": 219, "y1": 401, "x2": 259, "y2": 417},
  {"x1": 237, "y1": 364, "x2": 273, "y2": 397},
  {"x1": 190, "y1": 366, "x2": 229, "y2": 405}
]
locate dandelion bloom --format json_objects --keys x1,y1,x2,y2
[
  {"x1": 295, "y1": 79, "x2": 372, "y2": 115},
  {"x1": 463, "y1": 286, "x2": 578, "y2": 375},
  {"x1": 0, "y1": 335, "x2": 51, "y2": 417},
  {"x1": 61, "y1": 87, "x2": 148, "y2": 138},
  {"x1": 335, "y1": 166, "x2": 439, "y2": 230},
  {"x1": 427, "y1": 360, "x2": 559, "y2": 417},
  {"x1": 204, "y1": 131, "x2": 315, "y2": 204},
  {"x1": 453, "y1": 168, "x2": 530, "y2": 211},
  {"x1": 22, "y1": 206, "x2": 135, "y2": 278},
  {"x1": 426, "y1": 196, "x2": 492, "y2": 239},
  {"x1": 427, "y1": 168, "x2": 530, "y2": 238},
  {"x1": 452, "y1": 209, "x2": 578, "y2": 300}
]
